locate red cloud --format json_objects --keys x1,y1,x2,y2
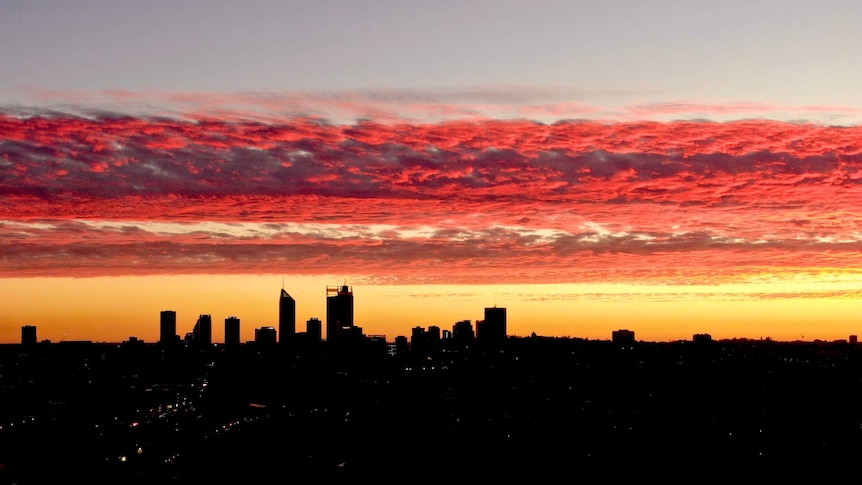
[{"x1": 3, "y1": 113, "x2": 862, "y2": 282}]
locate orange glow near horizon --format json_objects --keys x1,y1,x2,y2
[{"x1": 3, "y1": 275, "x2": 862, "y2": 344}]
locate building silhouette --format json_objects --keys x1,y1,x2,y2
[
  {"x1": 693, "y1": 333, "x2": 713, "y2": 343},
  {"x1": 477, "y1": 306, "x2": 507, "y2": 345},
  {"x1": 394, "y1": 335, "x2": 409, "y2": 355},
  {"x1": 306, "y1": 317, "x2": 322, "y2": 342},
  {"x1": 326, "y1": 284, "x2": 354, "y2": 341},
  {"x1": 255, "y1": 326, "x2": 277, "y2": 345},
  {"x1": 411, "y1": 326, "x2": 427, "y2": 352},
  {"x1": 452, "y1": 320, "x2": 475, "y2": 344},
  {"x1": 225, "y1": 316, "x2": 240, "y2": 348},
  {"x1": 159, "y1": 310, "x2": 177, "y2": 344},
  {"x1": 192, "y1": 314, "x2": 212, "y2": 346},
  {"x1": 21, "y1": 325, "x2": 37, "y2": 346},
  {"x1": 278, "y1": 288, "x2": 296, "y2": 344},
  {"x1": 410, "y1": 325, "x2": 441, "y2": 355},
  {"x1": 612, "y1": 328, "x2": 636, "y2": 344}
]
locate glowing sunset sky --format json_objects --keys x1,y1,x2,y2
[{"x1": 3, "y1": 1, "x2": 862, "y2": 343}]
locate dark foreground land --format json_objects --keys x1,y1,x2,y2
[{"x1": 2, "y1": 336, "x2": 862, "y2": 483}]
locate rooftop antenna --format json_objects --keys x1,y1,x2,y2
[{"x1": 282, "y1": 277, "x2": 284, "y2": 290}]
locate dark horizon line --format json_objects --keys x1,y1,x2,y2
[{"x1": 7, "y1": 332, "x2": 860, "y2": 347}]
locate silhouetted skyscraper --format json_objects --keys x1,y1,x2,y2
[
  {"x1": 326, "y1": 284, "x2": 353, "y2": 341},
  {"x1": 255, "y1": 326, "x2": 277, "y2": 345},
  {"x1": 394, "y1": 335, "x2": 409, "y2": 355},
  {"x1": 21, "y1": 325, "x2": 36, "y2": 346},
  {"x1": 193, "y1": 314, "x2": 212, "y2": 346},
  {"x1": 477, "y1": 306, "x2": 507, "y2": 345},
  {"x1": 453, "y1": 320, "x2": 475, "y2": 344},
  {"x1": 306, "y1": 317, "x2": 322, "y2": 342},
  {"x1": 279, "y1": 288, "x2": 296, "y2": 344},
  {"x1": 410, "y1": 326, "x2": 427, "y2": 353},
  {"x1": 225, "y1": 316, "x2": 240, "y2": 348},
  {"x1": 160, "y1": 310, "x2": 177, "y2": 344}
]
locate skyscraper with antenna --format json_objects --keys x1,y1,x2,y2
[{"x1": 477, "y1": 305, "x2": 507, "y2": 346}]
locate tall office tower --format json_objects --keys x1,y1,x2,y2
[
  {"x1": 279, "y1": 288, "x2": 296, "y2": 344},
  {"x1": 160, "y1": 310, "x2": 177, "y2": 344},
  {"x1": 325, "y1": 284, "x2": 354, "y2": 341},
  {"x1": 225, "y1": 316, "x2": 241, "y2": 348},
  {"x1": 306, "y1": 317, "x2": 322, "y2": 342},
  {"x1": 21, "y1": 325, "x2": 37, "y2": 346},
  {"x1": 477, "y1": 306, "x2": 507, "y2": 345},
  {"x1": 193, "y1": 314, "x2": 213, "y2": 346}
]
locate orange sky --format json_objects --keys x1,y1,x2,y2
[
  {"x1": 3, "y1": 112, "x2": 862, "y2": 344},
  {"x1": 3, "y1": 275, "x2": 862, "y2": 344}
]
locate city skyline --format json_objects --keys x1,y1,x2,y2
[
  {"x1": 9, "y1": 281, "x2": 860, "y2": 346},
  {"x1": 4, "y1": 2, "x2": 862, "y2": 344},
  {"x1": 14, "y1": 283, "x2": 518, "y2": 345}
]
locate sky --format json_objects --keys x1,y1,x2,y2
[{"x1": 3, "y1": 0, "x2": 862, "y2": 344}]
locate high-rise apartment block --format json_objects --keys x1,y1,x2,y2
[
  {"x1": 306, "y1": 317, "x2": 322, "y2": 342},
  {"x1": 225, "y1": 316, "x2": 240, "y2": 348},
  {"x1": 193, "y1": 314, "x2": 212, "y2": 346},
  {"x1": 21, "y1": 325, "x2": 37, "y2": 346},
  {"x1": 452, "y1": 320, "x2": 475, "y2": 344},
  {"x1": 160, "y1": 310, "x2": 177, "y2": 344}
]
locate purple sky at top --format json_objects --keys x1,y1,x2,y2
[{"x1": 2, "y1": 0, "x2": 862, "y2": 123}]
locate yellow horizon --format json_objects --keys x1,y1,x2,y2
[{"x1": 2, "y1": 275, "x2": 862, "y2": 345}]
